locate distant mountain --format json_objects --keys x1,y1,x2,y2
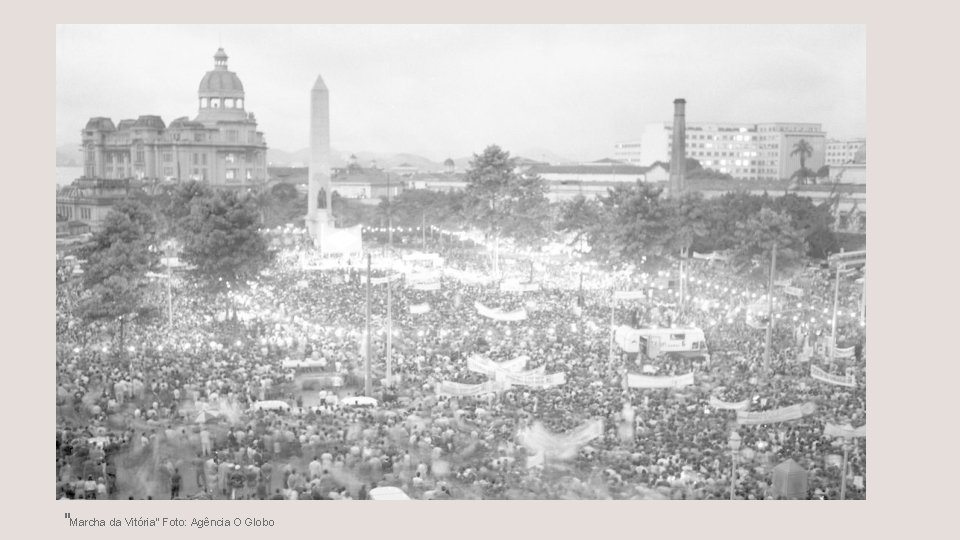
[{"x1": 56, "y1": 144, "x2": 82, "y2": 167}]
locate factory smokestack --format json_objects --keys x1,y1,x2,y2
[{"x1": 669, "y1": 98, "x2": 686, "y2": 195}]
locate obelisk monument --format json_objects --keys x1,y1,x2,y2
[{"x1": 306, "y1": 74, "x2": 333, "y2": 248}]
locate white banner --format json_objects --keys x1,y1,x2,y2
[
  {"x1": 736, "y1": 402, "x2": 816, "y2": 425},
  {"x1": 784, "y1": 286, "x2": 804, "y2": 297},
  {"x1": 500, "y1": 281, "x2": 541, "y2": 293},
  {"x1": 823, "y1": 423, "x2": 866, "y2": 439},
  {"x1": 445, "y1": 268, "x2": 494, "y2": 285},
  {"x1": 692, "y1": 251, "x2": 730, "y2": 262},
  {"x1": 614, "y1": 291, "x2": 646, "y2": 301},
  {"x1": 708, "y1": 395, "x2": 751, "y2": 411},
  {"x1": 497, "y1": 370, "x2": 562, "y2": 389},
  {"x1": 810, "y1": 365, "x2": 857, "y2": 387},
  {"x1": 281, "y1": 360, "x2": 326, "y2": 370},
  {"x1": 319, "y1": 224, "x2": 363, "y2": 255},
  {"x1": 520, "y1": 419, "x2": 603, "y2": 460},
  {"x1": 402, "y1": 252, "x2": 443, "y2": 265},
  {"x1": 475, "y1": 301, "x2": 528, "y2": 321},
  {"x1": 370, "y1": 274, "x2": 402, "y2": 285},
  {"x1": 411, "y1": 281, "x2": 441, "y2": 291},
  {"x1": 435, "y1": 380, "x2": 508, "y2": 397},
  {"x1": 409, "y1": 303, "x2": 431, "y2": 315},
  {"x1": 467, "y1": 355, "x2": 530, "y2": 376},
  {"x1": 833, "y1": 346, "x2": 856, "y2": 359},
  {"x1": 626, "y1": 372, "x2": 694, "y2": 389}
]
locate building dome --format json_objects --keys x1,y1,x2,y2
[
  {"x1": 195, "y1": 48, "x2": 248, "y2": 122},
  {"x1": 198, "y1": 48, "x2": 245, "y2": 98}
]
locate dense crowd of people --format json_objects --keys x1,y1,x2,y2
[{"x1": 56, "y1": 234, "x2": 866, "y2": 500}]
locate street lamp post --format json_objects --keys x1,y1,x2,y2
[
  {"x1": 763, "y1": 242, "x2": 777, "y2": 373},
  {"x1": 164, "y1": 242, "x2": 175, "y2": 328},
  {"x1": 840, "y1": 438, "x2": 851, "y2": 500},
  {"x1": 830, "y1": 261, "x2": 843, "y2": 357},
  {"x1": 364, "y1": 253, "x2": 372, "y2": 397},
  {"x1": 728, "y1": 431, "x2": 741, "y2": 500}
]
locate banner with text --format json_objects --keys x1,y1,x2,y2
[
  {"x1": 467, "y1": 355, "x2": 530, "y2": 376},
  {"x1": 614, "y1": 291, "x2": 647, "y2": 301},
  {"x1": 823, "y1": 423, "x2": 866, "y2": 439},
  {"x1": 626, "y1": 372, "x2": 695, "y2": 389},
  {"x1": 497, "y1": 369, "x2": 561, "y2": 389},
  {"x1": 411, "y1": 281, "x2": 442, "y2": 291},
  {"x1": 475, "y1": 301, "x2": 528, "y2": 321},
  {"x1": 501, "y1": 281, "x2": 541, "y2": 293},
  {"x1": 833, "y1": 346, "x2": 856, "y2": 359},
  {"x1": 784, "y1": 286, "x2": 804, "y2": 297},
  {"x1": 810, "y1": 365, "x2": 857, "y2": 387},
  {"x1": 736, "y1": 402, "x2": 816, "y2": 425},
  {"x1": 409, "y1": 303, "x2": 431, "y2": 315},
  {"x1": 435, "y1": 380, "x2": 508, "y2": 397},
  {"x1": 370, "y1": 274, "x2": 402, "y2": 286},
  {"x1": 708, "y1": 395, "x2": 751, "y2": 411}
]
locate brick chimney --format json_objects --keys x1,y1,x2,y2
[{"x1": 669, "y1": 98, "x2": 687, "y2": 195}]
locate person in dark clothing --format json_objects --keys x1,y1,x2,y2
[{"x1": 170, "y1": 468, "x2": 182, "y2": 499}]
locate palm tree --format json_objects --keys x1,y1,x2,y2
[{"x1": 790, "y1": 139, "x2": 815, "y2": 186}]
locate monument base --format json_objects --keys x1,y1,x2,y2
[{"x1": 305, "y1": 211, "x2": 333, "y2": 250}]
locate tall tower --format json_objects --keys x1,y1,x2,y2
[
  {"x1": 669, "y1": 98, "x2": 687, "y2": 195},
  {"x1": 306, "y1": 74, "x2": 333, "y2": 245}
]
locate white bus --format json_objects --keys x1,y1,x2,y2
[{"x1": 614, "y1": 326, "x2": 708, "y2": 358}]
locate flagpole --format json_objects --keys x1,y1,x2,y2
[{"x1": 365, "y1": 253, "x2": 372, "y2": 397}]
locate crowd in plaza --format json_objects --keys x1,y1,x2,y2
[{"x1": 56, "y1": 234, "x2": 866, "y2": 500}]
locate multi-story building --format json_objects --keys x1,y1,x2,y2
[
  {"x1": 79, "y1": 48, "x2": 268, "y2": 188},
  {"x1": 825, "y1": 138, "x2": 866, "y2": 166},
  {"x1": 640, "y1": 121, "x2": 826, "y2": 181},
  {"x1": 612, "y1": 141, "x2": 643, "y2": 165}
]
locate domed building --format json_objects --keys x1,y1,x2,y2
[{"x1": 78, "y1": 48, "x2": 268, "y2": 190}]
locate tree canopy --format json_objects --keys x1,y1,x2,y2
[{"x1": 178, "y1": 189, "x2": 275, "y2": 296}]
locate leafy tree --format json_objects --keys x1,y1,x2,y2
[
  {"x1": 732, "y1": 207, "x2": 807, "y2": 274},
  {"x1": 179, "y1": 189, "x2": 275, "y2": 315},
  {"x1": 463, "y1": 145, "x2": 551, "y2": 273},
  {"x1": 663, "y1": 191, "x2": 709, "y2": 256},
  {"x1": 159, "y1": 180, "x2": 214, "y2": 234},
  {"x1": 76, "y1": 200, "x2": 161, "y2": 355},
  {"x1": 597, "y1": 181, "x2": 670, "y2": 263},
  {"x1": 770, "y1": 193, "x2": 838, "y2": 259},
  {"x1": 556, "y1": 195, "x2": 603, "y2": 250}
]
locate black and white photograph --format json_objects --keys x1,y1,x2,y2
[{"x1": 55, "y1": 24, "x2": 866, "y2": 501}]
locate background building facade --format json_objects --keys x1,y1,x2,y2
[
  {"x1": 79, "y1": 48, "x2": 268, "y2": 188},
  {"x1": 825, "y1": 138, "x2": 866, "y2": 166},
  {"x1": 640, "y1": 121, "x2": 827, "y2": 181}
]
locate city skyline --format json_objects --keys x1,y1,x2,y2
[{"x1": 57, "y1": 24, "x2": 865, "y2": 163}]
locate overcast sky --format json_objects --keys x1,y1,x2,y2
[{"x1": 56, "y1": 24, "x2": 865, "y2": 163}]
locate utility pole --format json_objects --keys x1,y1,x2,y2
[
  {"x1": 608, "y1": 289, "x2": 616, "y2": 364},
  {"x1": 831, "y1": 259, "x2": 843, "y2": 358},
  {"x1": 763, "y1": 242, "x2": 777, "y2": 373},
  {"x1": 679, "y1": 247, "x2": 685, "y2": 314},
  {"x1": 422, "y1": 212, "x2": 426, "y2": 250},
  {"x1": 365, "y1": 253, "x2": 372, "y2": 396},
  {"x1": 386, "y1": 272, "x2": 393, "y2": 387}
]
